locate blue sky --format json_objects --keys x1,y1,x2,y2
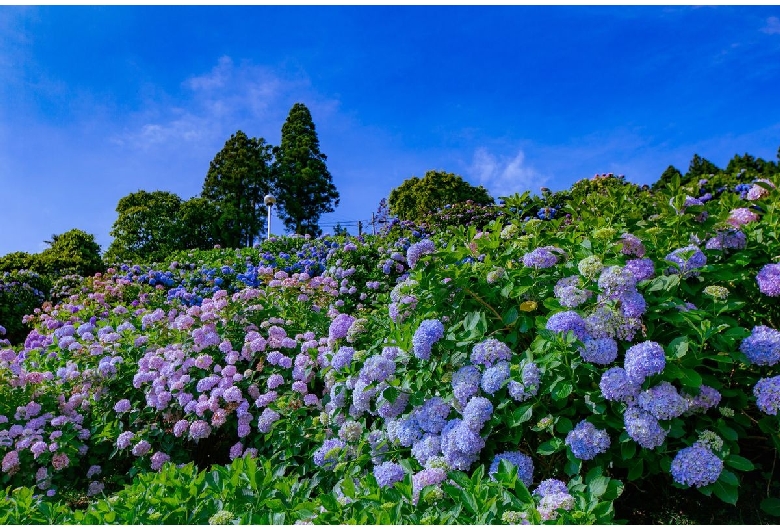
[{"x1": 1, "y1": 5, "x2": 780, "y2": 255}]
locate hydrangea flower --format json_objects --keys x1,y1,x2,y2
[
  {"x1": 740, "y1": 325, "x2": 780, "y2": 366},
  {"x1": 546, "y1": 311, "x2": 588, "y2": 341},
  {"x1": 705, "y1": 230, "x2": 746, "y2": 251},
  {"x1": 462, "y1": 396, "x2": 493, "y2": 432},
  {"x1": 684, "y1": 385, "x2": 722, "y2": 413},
  {"x1": 598, "y1": 266, "x2": 637, "y2": 299},
  {"x1": 413, "y1": 397, "x2": 451, "y2": 434},
  {"x1": 471, "y1": 338, "x2": 512, "y2": 368},
  {"x1": 331, "y1": 346, "x2": 356, "y2": 371},
  {"x1": 727, "y1": 207, "x2": 759, "y2": 227},
  {"x1": 578, "y1": 256, "x2": 604, "y2": 279},
  {"x1": 488, "y1": 451, "x2": 534, "y2": 486},
  {"x1": 579, "y1": 337, "x2": 618, "y2": 365},
  {"x1": 665, "y1": 245, "x2": 706, "y2": 277},
  {"x1": 480, "y1": 361, "x2": 510, "y2": 395},
  {"x1": 620, "y1": 233, "x2": 646, "y2": 257},
  {"x1": 623, "y1": 406, "x2": 667, "y2": 449},
  {"x1": 554, "y1": 276, "x2": 592, "y2": 308},
  {"x1": 538, "y1": 491, "x2": 575, "y2": 521},
  {"x1": 407, "y1": 239, "x2": 436, "y2": 269},
  {"x1": 411, "y1": 434, "x2": 442, "y2": 466},
  {"x1": 624, "y1": 258, "x2": 655, "y2": 282},
  {"x1": 329, "y1": 313, "x2": 355, "y2": 341},
  {"x1": 508, "y1": 362, "x2": 541, "y2": 402},
  {"x1": 754, "y1": 375, "x2": 780, "y2": 415},
  {"x1": 313, "y1": 438, "x2": 345, "y2": 470},
  {"x1": 374, "y1": 461, "x2": 405, "y2": 488},
  {"x1": 637, "y1": 381, "x2": 689, "y2": 420},
  {"x1": 624, "y1": 341, "x2": 666, "y2": 384},
  {"x1": 452, "y1": 365, "x2": 482, "y2": 405},
  {"x1": 670, "y1": 443, "x2": 723, "y2": 488},
  {"x1": 565, "y1": 420, "x2": 611, "y2": 460},
  {"x1": 412, "y1": 319, "x2": 445, "y2": 360},
  {"x1": 534, "y1": 478, "x2": 569, "y2": 497},
  {"x1": 412, "y1": 467, "x2": 447, "y2": 503},
  {"x1": 757, "y1": 264, "x2": 780, "y2": 297},
  {"x1": 440, "y1": 419, "x2": 485, "y2": 470},
  {"x1": 522, "y1": 247, "x2": 561, "y2": 269}
]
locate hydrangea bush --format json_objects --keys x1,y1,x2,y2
[{"x1": 1, "y1": 172, "x2": 779, "y2": 522}]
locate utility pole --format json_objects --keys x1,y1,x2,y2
[
  {"x1": 371, "y1": 213, "x2": 376, "y2": 235},
  {"x1": 358, "y1": 220, "x2": 363, "y2": 236}
]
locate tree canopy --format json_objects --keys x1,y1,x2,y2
[
  {"x1": 652, "y1": 165, "x2": 684, "y2": 192},
  {"x1": 273, "y1": 103, "x2": 339, "y2": 237},
  {"x1": 388, "y1": 170, "x2": 494, "y2": 222},
  {"x1": 38, "y1": 228, "x2": 104, "y2": 277},
  {"x1": 202, "y1": 130, "x2": 274, "y2": 248}
]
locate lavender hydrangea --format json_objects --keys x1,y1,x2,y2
[
  {"x1": 598, "y1": 266, "x2": 637, "y2": 300},
  {"x1": 534, "y1": 478, "x2": 569, "y2": 497},
  {"x1": 331, "y1": 346, "x2": 356, "y2": 372},
  {"x1": 413, "y1": 397, "x2": 451, "y2": 434},
  {"x1": 623, "y1": 406, "x2": 667, "y2": 449},
  {"x1": 508, "y1": 362, "x2": 541, "y2": 402},
  {"x1": 754, "y1": 375, "x2": 780, "y2": 415},
  {"x1": 554, "y1": 276, "x2": 592, "y2": 308},
  {"x1": 411, "y1": 434, "x2": 442, "y2": 466},
  {"x1": 600, "y1": 367, "x2": 640, "y2": 402},
  {"x1": 373, "y1": 461, "x2": 405, "y2": 488},
  {"x1": 705, "y1": 230, "x2": 747, "y2": 251},
  {"x1": 684, "y1": 384, "x2": 722, "y2": 413},
  {"x1": 440, "y1": 419, "x2": 485, "y2": 470},
  {"x1": 407, "y1": 239, "x2": 436, "y2": 269},
  {"x1": 670, "y1": 443, "x2": 723, "y2": 488},
  {"x1": 564, "y1": 420, "x2": 611, "y2": 460},
  {"x1": 359, "y1": 355, "x2": 396, "y2": 383},
  {"x1": 740, "y1": 325, "x2": 780, "y2": 366},
  {"x1": 522, "y1": 246, "x2": 561, "y2": 269},
  {"x1": 412, "y1": 319, "x2": 445, "y2": 360},
  {"x1": 470, "y1": 338, "x2": 512, "y2": 368},
  {"x1": 462, "y1": 396, "x2": 493, "y2": 432},
  {"x1": 488, "y1": 451, "x2": 534, "y2": 486},
  {"x1": 757, "y1": 264, "x2": 780, "y2": 297},
  {"x1": 624, "y1": 258, "x2": 655, "y2": 282},
  {"x1": 480, "y1": 361, "x2": 510, "y2": 395},
  {"x1": 313, "y1": 438, "x2": 345, "y2": 470},
  {"x1": 637, "y1": 381, "x2": 689, "y2": 420},
  {"x1": 452, "y1": 365, "x2": 482, "y2": 405},
  {"x1": 578, "y1": 337, "x2": 618, "y2": 365},
  {"x1": 620, "y1": 233, "x2": 646, "y2": 257},
  {"x1": 727, "y1": 207, "x2": 759, "y2": 227},
  {"x1": 624, "y1": 341, "x2": 666, "y2": 384},
  {"x1": 546, "y1": 311, "x2": 588, "y2": 341},
  {"x1": 665, "y1": 245, "x2": 706, "y2": 277},
  {"x1": 329, "y1": 313, "x2": 355, "y2": 341}
]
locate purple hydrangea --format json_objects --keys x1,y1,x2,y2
[
  {"x1": 728, "y1": 207, "x2": 759, "y2": 227},
  {"x1": 313, "y1": 438, "x2": 345, "y2": 470},
  {"x1": 470, "y1": 338, "x2": 512, "y2": 368},
  {"x1": 637, "y1": 381, "x2": 689, "y2": 420},
  {"x1": 480, "y1": 361, "x2": 510, "y2": 395},
  {"x1": 522, "y1": 246, "x2": 561, "y2": 269},
  {"x1": 113, "y1": 399, "x2": 132, "y2": 414},
  {"x1": 267, "y1": 374, "x2": 284, "y2": 389},
  {"x1": 329, "y1": 313, "x2": 355, "y2": 341},
  {"x1": 620, "y1": 233, "x2": 646, "y2": 257},
  {"x1": 189, "y1": 420, "x2": 211, "y2": 440},
  {"x1": 116, "y1": 431, "x2": 134, "y2": 450},
  {"x1": 407, "y1": 239, "x2": 436, "y2": 269},
  {"x1": 600, "y1": 367, "x2": 640, "y2": 402},
  {"x1": 665, "y1": 245, "x2": 707, "y2": 277},
  {"x1": 395, "y1": 418, "x2": 423, "y2": 447},
  {"x1": 377, "y1": 391, "x2": 409, "y2": 419},
  {"x1": 488, "y1": 451, "x2": 534, "y2": 486},
  {"x1": 670, "y1": 443, "x2": 723, "y2": 488},
  {"x1": 534, "y1": 478, "x2": 569, "y2": 497},
  {"x1": 412, "y1": 319, "x2": 445, "y2": 360},
  {"x1": 331, "y1": 346, "x2": 356, "y2": 371},
  {"x1": 685, "y1": 384, "x2": 722, "y2": 413},
  {"x1": 452, "y1": 365, "x2": 482, "y2": 405},
  {"x1": 413, "y1": 397, "x2": 451, "y2": 434},
  {"x1": 624, "y1": 341, "x2": 666, "y2": 384},
  {"x1": 740, "y1": 325, "x2": 780, "y2": 366},
  {"x1": 508, "y1": 362, "x2": 541, "y2": 402},
  {"x1": 757, "y1": 264, "x2": 780, "y2": 297},
  {"x1": 258, "y1": 408, "x2": 281, "y2": 433},
  {"x1": 618, "y1": 291, "x2": 647, "y2": 319},
  {"x1": 462, "y1": 396, "x2": 493, "y2": 432},
  {"x1": 411, "y1": 434, "x2": 442, "y2": 466},
  {"x1": 565, "y1": 420, "x2": 611, "y2": 460},
  {"x1": 554, "y1": 276, "x2": 592, "y2": 308},
  {"x1": 440, "y1": 419, "x2": 485, "y2": 470},
  {"x1": 705, "y1": 230, "x2": 747, "y2": 251},
  {"x1": 624, "y1": 258, "x2": 655, "y2": 282},
  {"x1": 150, "y1": 451, "x2": 170, "y2": 471},
  {"x1": 623, "y1": 406, "x2": 667, "y2": 449},
  {"x1": 131, "y1": 440, "x2": 151, "y2": 457},
  {"x1": 373, "y1": 461, "x2": 405, "y2": 488},
  {"x1": 578, "y1": 337, "x2": 618, "y2": 365},
  {"x1": 412, "y1": 467, "x2": 447, "y2": 502},
  {"x1": 546, "y1": 311, "x2": 588, "y2": 341},
  {"x1": 754, "y1": 375, "x2": 780, "y2": 415},
  {"x1": 359, "y1": 355, "x2": 396, "y2": 383},
  {"x1": 598, "y1": 266, "x2": 637, "y2": 300}
]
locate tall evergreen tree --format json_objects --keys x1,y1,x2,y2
[
  {"x1": 273, "y1": 103, "x2": 339, "y2": 237},
  {"x1": 685, "y1": 154, "x2": 720, "y2": 181},
  {"x1": 202, "y1": 131, "x2": 274, "y2": 248},
  {"x1": 651, "y1": 165, "x2": 683, "y2": 192}
]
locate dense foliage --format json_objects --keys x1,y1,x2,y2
[
  {"x1": 388, "y1": 170, "x2": 494, "y2": 222},
  {"x1": 1, "y1": 157, "x2": 780, "y2": 524}
]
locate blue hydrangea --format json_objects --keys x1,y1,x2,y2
[
  {"x1": 754, "y1": 375, "x2": 780, "y2": 415},
  {"x1": 413, "y1": 397, "x2": 451, "y2": 434},
  {"x1": 358, "y1": 355, "x2": 396, "y2": 383},
  {"x1": 452, "y1": 365, "x2": 482, "y2": 406},
  {"x1": 578, "y1": 337, "x2": 618, "y2": 365},
  {"x1": 599, "y1": 367, "x2": 640, "y2": 401},
  {"x1": 376, "y1": 391, "x2": 409, "y2": 419},
  {"x1": 373, "y1": 461, "x2": 405, "y2": 488},
  {"x1": 624, "y1": 341, "x2": 666, "y2": 384},
  {"x1": 462, "y1": 396, "x2": 493, "y2": 432},
  {"x1": 440, "y1": 419, "x2": 485, "y2": 470},
  {"x1": 623, "y1": 406, "x2": 667, "y2": 449},
  {"x1": 620, "y1": 233, "x2": 646, "y2": 257},
  {"x1": 522, "y1": 247, "x2": 561, "y2": 269},
  {"x1": 533, "y1": 479, "x2": 569, "y2": 497},
  {"x1": 329, "y1": 313, "x2": 356, "y2": 341},
  {"x1": 598, "y1": 266, "x2": 637, "y2": 300},
  {"x1": 565, "y1": 420, "x2": 611, "y2": 460},
  {"x1": 331, "y1": 346, "x2": 355, "y2": 372},
  {"x1": 407, "y1": 239, "x2": 436, "y2": 269},
  {"x1": 546, "y1": 311, "x2": 588, "y2": 341},
  {"x1": 554, "y1": 276, "x2": 592, "y2": 308},
  {"x1": 395, "y1": 418, "x2": 424, "y2": 447},
  {"x1": 618, "y1": 291, "x2": 647, "y2": 319},
  {"x1": 470, "y1": 338, "x2": 513, "y2": 368},
  {"x1": 313, "y1": 438, "x2": 345, "y2": 470},
  {"x1": 411, "y1": 433, "x2": 442, "y2": 466},
  {"x1": 489, "y1": 451, "x2": 534, "y2": 486},
  {"x1": 480, "y1": 361, "x2": 510, "y2": 395},
  {"x1": 740, "y1": 325, "x2": 780, "y2": 366},
  {"x1": 412, "y1": 319, "x2": 445, "y2": 360},
  {"x1": 757, "y1": 263, "x2": 780, "y2": 297},
  {"x1": 624, "y1": 258, "x2": 655, "y2": 282},
  {"x1": 670, "y1": 443, "x2": 723, "y2": 488},
  {"x1": 665, "y1": 245, "x2": 707, "y2": 277},
  {"x1": 637, "y1": 381, "x2": 689, "y2": 420},
  {"x1": 508, "y1": 361, "x2": 541, "y2": 402},
  {"x1": 705, "y1": 230, "x2": 747, "y2": 251}
]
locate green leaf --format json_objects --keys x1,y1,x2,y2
[
  {"x1": 725, "y1": 454, "x2": 754, "y2": 472},
  {"x1": 537, "y1": 438, "x2": 564, "y2": 455},
  {"x1": 667, "y1": 336, "x2": 689, "y2": 359},
  {"x1": 717, "y1": 421, "x2": 739, "y2": 442},
  {"x1": 760, "y1": 497, "x2": 780, "y2": 516},
  {"x1": 712, "y1": 481, "x2": 738, "y2": 505},
  {"x1": 551, "y1": 381, "x2": 573, "y2": 401},
  {"x1": 503, "y1": 306, "x2": 519, "y2": 326},
  {"x1": 588, "y1": 476, "x2": 610, "y2": 498},
  {"x1": 627, "y1": 459, "x2": 643, "y2": 481},
  {"x1": 620, "y1": 441, "x2": 636, "y2": 461}
]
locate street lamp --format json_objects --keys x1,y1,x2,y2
[{"x1": 264, "y1": 194, "x2": 276, "y2": 240}]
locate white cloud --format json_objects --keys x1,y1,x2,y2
[
  {"x1": 762, "y1": 16, "x2": 780, "y2": 35},
  {"x1": 469, "y1": 148, "x2": 547, "y2": 198}
]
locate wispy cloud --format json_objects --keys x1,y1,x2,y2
[
  {"x1": 469, "y1": 148, "x2": 547, "y2": 198},
  {"x1": 762, "y1": 16, "x2": 780, "y2": 35}
]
